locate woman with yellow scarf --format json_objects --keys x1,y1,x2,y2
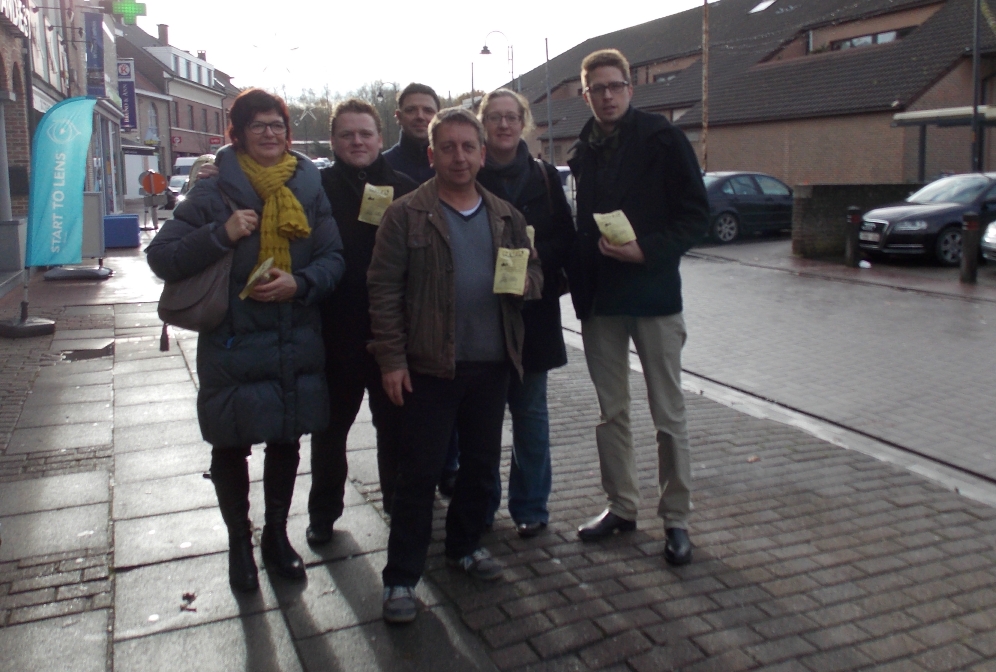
[{"x1": 148, "y1": 89, "x2": 344, "y2": 593}]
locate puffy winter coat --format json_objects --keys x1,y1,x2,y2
[{"x1": 147, "y1": 146, "x2": 345, "y2": 447}]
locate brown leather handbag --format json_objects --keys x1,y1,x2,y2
[{"x1": 157, "y1": 249, "x2": 233, "y2": 333}]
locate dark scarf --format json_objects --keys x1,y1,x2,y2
[
  {"x1": 587, "y1": 117, "x2": 623, "y2": 164},
  {"x1": 483, "y1": 139, "x2": 533, "y2": 206}
]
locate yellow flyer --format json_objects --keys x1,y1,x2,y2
[
  {"x1": 493, "y1": 247, "x2": 530, "y2": 295},
  {"x1": 525, "y1": 225, "x2": 536, "y2": 249},
  {"x1": 239, "y1": 257, "x2": 274, "y2": 300},
  {"x1": 357, "y1": 183, "x2": 394, "y2": 226},
  {"x1": 593, "y1": 210, "x2": 637, "y2": 246}
]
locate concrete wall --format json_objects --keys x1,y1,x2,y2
[{"x1": 792, "y1": 183, "x2": 922, "y2": 258}]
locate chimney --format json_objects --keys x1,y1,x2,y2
[
  {"x1": 197, "y1": 51, "x2": 206, "y2": 62},
  {"x1": 157, "y1": 24, "x2": 169, "y2": 45}
]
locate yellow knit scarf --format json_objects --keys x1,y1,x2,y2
[{"x1": 237, "y1": 151, "x2": 311, "y2": 273}]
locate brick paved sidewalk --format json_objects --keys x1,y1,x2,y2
[
  {"x1": 430, "y1": 351, "x2": 996, "y2": 671},
  {"x1": 1, "y1": 298, "x2": 995, "y2": 670}
]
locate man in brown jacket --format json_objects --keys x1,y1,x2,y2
[{"x1": 368, "y1": 107, "x2": 542, "y2": 624}]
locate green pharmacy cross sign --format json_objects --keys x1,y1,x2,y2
[{"x1": 111, "y1": 1, "x2": 146, "y2": 24}]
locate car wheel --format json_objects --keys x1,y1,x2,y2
[
  {"x1": 712, "y1": 212, "x2": 740, "y2": 243},
  {"x1": 934, "y1": 226, "x2": 962, "y2": 266}
]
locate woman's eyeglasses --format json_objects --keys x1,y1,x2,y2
[
  {"x1": 484, "y1": 113, "x2": 522, "y2": 125},
  {"x1": 247, "y1": 121, "x2": 288, "y2": 135}
]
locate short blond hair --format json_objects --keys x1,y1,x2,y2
[
  {"x1": 428, "y1": 107, "x2": 485, "y2": 151},
  {"x1": 581, "y1": 49, "x2": 631, "y2": 89},
  {"x1": 330, "y1": 98, "x2": 382, "y2": 135},
  {"x1": 478, "y1": 88, "x2": 536, "y2": 137}
]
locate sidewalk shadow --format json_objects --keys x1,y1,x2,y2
[
  {"x1": 234, "y1": 589, "x2": 286, "y2": 672},
  {"x1": 272, "y1": 529, "x2": 495, "y2": 671}
]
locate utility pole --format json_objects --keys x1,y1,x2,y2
[
  {"x1": 701, "y1": 0, "x2": 710, "y2": 172},
  {"x1": 970, "y1": 0, "x2": 982, "y2": 172}
]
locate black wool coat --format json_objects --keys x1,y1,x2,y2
[
  {"x1": 319, "y1": 155, "x2": 417, "y2": 366},
  {"x1": 567, "y1": 107, "x2": 709, "y2": 321},
  {"x1": 382, "y1": 131, "x2": 435, "y2": 185},
  {"x1": 146, "y1": 146, "x2": 345, "y2": 447},
  {"x1": 478, "y1": 146, "x2": 575, "y2": 373}
]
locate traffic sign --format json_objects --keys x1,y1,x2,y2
[
  {"x1": 171, "y1": 136, "x2": 181, "y2": 145},
  {"x1": 141, "y1": 171, "x2": 168, "y2": 195},
  {"x1": 209, "y1": 136, "x2": 223, "y2": 146}
]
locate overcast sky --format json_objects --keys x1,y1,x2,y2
[{"x1": 134, "y1": 0, "x2": 713, "y2": 99}]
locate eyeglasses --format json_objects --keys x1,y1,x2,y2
[
  {"x1": 247, "y1": 121, "x2": 287, "y2": 135},
  {"x1": 484, "y1": 112, "x2": 522, "y2": 125},
  {"x1": 584, "y1": 81, "x2": 629, "y2": 97}
]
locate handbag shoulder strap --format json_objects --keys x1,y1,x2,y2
[{"x1": 534, "y1": 158, "x2": 554, "y2": 216}]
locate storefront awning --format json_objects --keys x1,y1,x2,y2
[{"x1": 892, "y1": 105, "x2": 996, "y2": 127}]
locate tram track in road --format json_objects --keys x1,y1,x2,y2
[{"x1": 560, "y1": 323, "x2": 996, "y2": 508}]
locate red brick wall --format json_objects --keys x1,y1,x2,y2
[
  {"x1": 1, "y1": 30, "x2": 30, "y2": 217},
  {"x1": 699, "y1": 113, "x2": 906, "y2": 185}
]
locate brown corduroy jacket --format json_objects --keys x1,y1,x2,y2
[{"x1": 367, "y1": 178, "x2": 543, "y2": 381}]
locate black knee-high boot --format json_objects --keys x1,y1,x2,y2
[
  {"x1": 210, "y1": 447, "x2": 259, "y2": 593},
  {"x1": 260, "y1": 442, "x2": 306, "y2": 580}
]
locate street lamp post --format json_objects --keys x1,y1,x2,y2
[
  {"x1": 970, "y1": 0, "x2": 982, "y2": 172},
  {"x1": 481, "y1": 31, "x2": 516, "y2": 92}
]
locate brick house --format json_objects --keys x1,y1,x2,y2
[
  {"x1": 115, "y1": 23, "x2": 240, "y2": 200},
  {"x1": 518, "y1": 0, "x2": 995, "y2": 186}
]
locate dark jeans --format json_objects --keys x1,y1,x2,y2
[
  {"x1": 309, "y1": 352, "x2": 404, "y2": 525},
  {"x1": 382, "y1": 362, "x2": 509, "y2": 588},
  {"x1": 486, "y1": 370, "x2": 552, "y2": 526}
]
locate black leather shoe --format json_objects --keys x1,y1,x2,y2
[
  {"x1": 305, "y1": 522, "x2": 334, "y2": 547},
  {"x1": 516, "y1": 521, "x2": 547, "y2": 539},
  {"x1": 664, "y1": 527, "x2": 692, "y2": 566},
  {"x1": 261, "y1": 525, "x2": 307, "y2": 580},
  {"x1": 577, "y1": 510, "x2": 636, "y2": 541},
  {"x1": 228, "y1": 534, "x2": 259, "y2": 593}
]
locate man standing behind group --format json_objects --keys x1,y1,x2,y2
[
  {"x1": 382, "y1": 83, "x2": 439, "y2": 185},
  {"x1": 306, "y1": 99, "x2": 418, "y2": 546},
  {"x1": 368, "y1": 108, "x2": 542, "y2": 624},
  {"x1": 567, "y1": 49, "x2": 708, "y2": 566}
]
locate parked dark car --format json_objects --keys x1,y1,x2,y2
[
  {"x1": 703, "y1": 172, "x2": 794, "y2": 243},
  {"x1": 983, "y1": 220, "x2": 996, "y2": 262},
  {"x1": 859, "y1": 173, "x2": 996, "y2": 266}
]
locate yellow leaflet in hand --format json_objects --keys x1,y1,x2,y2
[
  {"x1": 357, "y1": 183, "x2": 395, "y2": 226},
  {"x1": 525, "y1": 225, "x2": 536, "y2": 248},
  {"x1": 594, "y1": 210, "x2": 637, "y2": 246},
  {"x1": 493, "y1": 247, "x2": 530, "y2": 295},
  {"x1": 239, "y1": 257, "x2": 274, "y2": 300}
]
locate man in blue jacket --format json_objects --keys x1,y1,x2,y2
[
  {"x1": 382, "y1": 83, "x2": 439, "y2": 185},
  {"x1": 567, "y1": 49, "x2": 709, "y2": 566}
]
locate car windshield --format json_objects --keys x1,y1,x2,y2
[
  {"x1": 907, "y1": 175, "x2": 989, "y2": 205},
  {"x1": 703, "y1": 174, "x2": 722, "y2": 187},
  {"x1": 169, "y1": 176, "x2": 187, "y2": 189}
]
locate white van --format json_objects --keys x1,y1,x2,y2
[{"x1": 172, "y1": 157, "x2": 198, "y2": 176}]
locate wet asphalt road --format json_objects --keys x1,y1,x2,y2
[{"x1": 678, "y1": 251, "x2": 996, "y2": 481}]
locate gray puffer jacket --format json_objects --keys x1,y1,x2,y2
[{"x1": 147, "y1": 146, "x2": 345, "y2": 448}]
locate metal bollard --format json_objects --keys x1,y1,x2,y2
[
  {"x1": 961, "y1": 211, "x2": 980, "y2": 284},
  {"x1": 845, "y1": 206, "x2": 862, "y2": 268}
]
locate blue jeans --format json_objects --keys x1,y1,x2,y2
[{"x1": 487, "y1": 371, "x2": 551, "y2": 526}]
